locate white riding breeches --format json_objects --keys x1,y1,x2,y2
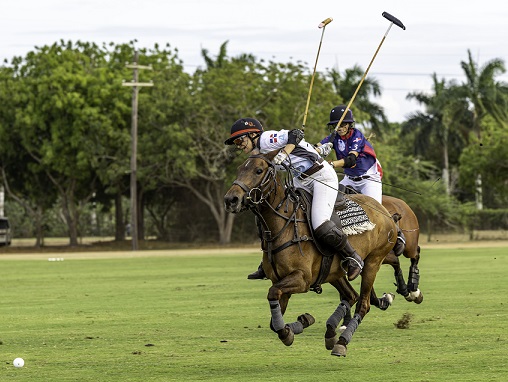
[
  {"x1": 340, "y1": 163, "x2": 382, "y2": 203},
  {"x1": 293, "y1": 162, "x2": 338, "y2": 229}
]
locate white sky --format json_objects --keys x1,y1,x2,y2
[{"x1": 2, "y1": 0, "x2": 508, "y2": 122}]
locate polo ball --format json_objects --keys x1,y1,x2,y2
[{"x1": 13, "y1": 357, "x2": 24, "y2": 367}]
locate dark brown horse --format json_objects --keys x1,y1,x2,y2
[{"x1": 224, "y1": 151, "x2": 398, "y2": 356}]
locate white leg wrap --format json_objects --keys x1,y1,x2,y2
[
  {"x1": 382, "y1": 292, "x2": 395, "y2": 305},
  {"x1": 409, "y1": 289, "x2": 421, "y2": 300}
]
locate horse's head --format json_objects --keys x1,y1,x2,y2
[{"x1": 224, "y1": 150, "x2": 279, "y2": 213}]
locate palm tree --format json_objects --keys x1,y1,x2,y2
[
  {"x1": 455, "y1": 49, "x2": 508, "y2": 209},
  {"x1": 200, "y1": 41, "x2": 229, "y2": 70},
  {"x1": 327, "y1": 65, "x2": 388, "y2": 137},
  {"x1": 404, "y1": 73, "x2": 469, "y2": 195}
]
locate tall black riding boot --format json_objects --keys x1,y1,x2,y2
[
  {"x1": 392, "y1": 227, "x2": 406, "y2": 256},
  {"x1": 315, "y1": 220, "x2": 364, "y2": 281},
  {"x1": 247, "y1": 261, "x2": 267, "y2": 280}
]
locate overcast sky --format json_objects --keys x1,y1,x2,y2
[{"x1": 2, "y1": 0, "x2": 507, "y2": 122}]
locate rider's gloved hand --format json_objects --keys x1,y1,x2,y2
[
  {"x1": 273, "y1": 150, "x2": 288, "y2": 165},
  {"x1": 315, "y1": 142, "x2": 333, "y2": 157}
]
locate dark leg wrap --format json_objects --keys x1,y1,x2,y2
[
  {"x1": 394, "y1": 268, "x2": 409, "y2": 297},
  {"x1": 340, "y1": 313, "x2": 362, "y2": 345},
  {"x1": 326, "y1": 300, "x2": 350, "y2": 329},
  {"x1": 287, "y1": 321, "x2": 303, "y2": 335},
  {"x1": 407, "y1": 261, "x2": 420, "y2": 292},
  {"x1": 393, "y1": 227, "x2": 406, "y2": 256},
  {"x1": 269, "y1": 300, "x2": 285, "y2": 332},
  {"x1": 342, "y1": 310, "x2": 352, "y2": 328}
]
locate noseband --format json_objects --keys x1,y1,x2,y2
[{"x1": 232, "y1": 155, "x2": 277, "y2": 206}]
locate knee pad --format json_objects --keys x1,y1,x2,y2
[{"x1": 315, "y1": 220, "x2": 347, "y2": 250}]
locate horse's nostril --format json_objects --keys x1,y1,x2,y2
[{"x1": 225, "y1": 195, "x2": 239, "y2": 209}]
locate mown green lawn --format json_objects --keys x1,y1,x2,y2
[{"x1": 1, "y1": 247, "x2": 507, "y2": 381}]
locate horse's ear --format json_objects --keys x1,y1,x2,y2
[{"x1": 265, "y1": 149, "x2": 279, "y2": 161}]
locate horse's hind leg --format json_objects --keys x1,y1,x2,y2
[
  {"x1": 407, "y1": 246, "x2": 423, "y2": 304},
  {"x1": 332, "y1": 259, "x2": 382, "y2": 357},
  {"x1": 325, "y1": 278, "x2": 357, "y2": 351}
]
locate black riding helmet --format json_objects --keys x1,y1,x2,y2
[
  {"x1": 224, "y1": 118, "x2": 264, "y2": 145},
  {"x1": 327, "y1": 105, "x2": 355, "y2": 125}
]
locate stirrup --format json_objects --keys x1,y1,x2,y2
[
  {"x1": 393, "y1": 236, "x2": 406, "y2": 256},
  {"x1": 342, "y1": 256, "x2": 363, "y2": 281}
]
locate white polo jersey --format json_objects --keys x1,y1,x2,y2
[{"x1": 258, "y1": 130, "x2": 321, "y2": 176}]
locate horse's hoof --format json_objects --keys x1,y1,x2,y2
[
  {"x1": 325, "y1": 335, "x2": 337, "y2": 350},
  {"x1": 412, "y1": 289, "x2": 423, "y2": 304},
  {"x1": 384, "y1": 292, "x2": 395, "y2": 305},
  {"x1": 379, "y1": 292, "x2": 396, "y2": 310},
  {"x1": 325, "y1": 325, "x2": 337, "y2": 350},
  {"x1": 331, "y1": 343, "x2": 347, "y2": 357},
  {"x1": 278, "y1": 326, "x2": 294, "y2": 346},
  {"x1": 297, "y1": 313, "x2": 315, "y2": 329}
]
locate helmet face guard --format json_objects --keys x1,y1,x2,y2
[{"x1": 225, "y1": 118, "x2": 264, "y2": 145}]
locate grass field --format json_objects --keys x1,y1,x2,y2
[{"x1": 1, "y1": 245, "x2": 507, "y2": 381}]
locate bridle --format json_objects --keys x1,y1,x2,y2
[
  {"x1": 231, "y1": 154, "x2": 310, "y2": 281},
  {"x1": 232, "y1": 154, "x2": 278, "y2": 207}
]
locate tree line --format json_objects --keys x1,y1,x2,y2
[{"x1": 0, "y1": 40, "x2": 506, "y2": 246}]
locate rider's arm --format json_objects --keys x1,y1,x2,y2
[
  {"x1": 329, "y1": 151, "x2": 358, "y2": 168},
  {"x1": 273, "y1": 129, "x2": 304, "y2": 164}
]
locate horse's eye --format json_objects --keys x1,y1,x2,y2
[{"x1": 256, "y1": 168, "x2": 263, "y2": 175}]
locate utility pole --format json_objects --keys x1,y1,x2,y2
[{"x1": 122, "y1": 51, "x2": 153, "y2": 250}]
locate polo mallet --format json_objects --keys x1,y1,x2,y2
[
  {"x1": 302, "y1": 17, "x2": 333, "y2": 130},
  {"x1": 332, "y1": 12, "x2": 406, "y2": 136}
]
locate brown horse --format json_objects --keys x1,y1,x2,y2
[
  {"x1": 224, "y1": 151, "x2": 398, "y2": 356},
  {"x1": 340, "y1": 186, "x2": 424, "y2": 305},
  {"x1": 337, "y1": 194, "x2": 424, "y2": 331}
]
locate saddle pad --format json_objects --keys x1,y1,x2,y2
[{"x1": 336, "y1": 198, "x2": 376, "y2": 236}]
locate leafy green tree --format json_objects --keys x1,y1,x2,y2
[
  {"x1": 458, "y1": 118, "x2": 508, "y2": 208},
  {"x1": 133, "y1": 43, "x2": 193, "y2": 240},
  {"x1": 0, "y1": 66, "x2": 58, "y2": 245},
  {"x1": 455, "y1": 49, "x2": 508, "y2": 209},
  {"x1": 5, "y1": 41, "x2": 129, "y2": 245}
]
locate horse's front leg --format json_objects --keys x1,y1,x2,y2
[{"x1": 267, "y1": 269, "x2": 312, "y2": 346}]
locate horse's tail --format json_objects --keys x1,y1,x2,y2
[{"x1": 391, "y1": 212, "x2": 402, "y2": 223}]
